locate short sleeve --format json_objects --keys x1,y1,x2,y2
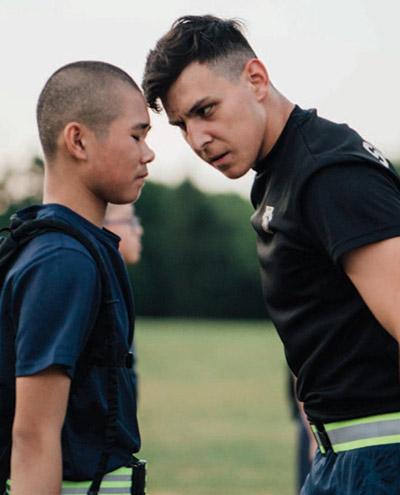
[
  {"x1": 303, "y1": 163, "x2": 400, "y2": 264},
  {"x1": 12, "y1": 247, "x2": 101, "y2": 378}
]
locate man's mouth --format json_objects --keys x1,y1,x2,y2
[{"x1": 209, "y1": 152, "x2": 229, "y2": 166}]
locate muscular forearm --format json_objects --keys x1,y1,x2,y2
[{"x1": 11, "y1": 433, "x2": 63, "y2": 495}]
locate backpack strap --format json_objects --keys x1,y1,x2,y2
[{"x1": 0, "y1": 217, "x2": 123, "y2": 494}]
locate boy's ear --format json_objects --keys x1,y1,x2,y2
[
  {"x1": 243, "y1": 59, "x2": 270, "y2": 102},
  {"x1": 63, "y1": 122, "x2": 89, "y2": 161}
]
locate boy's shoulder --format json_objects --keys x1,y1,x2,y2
[
  {"x1": 0, "y1": 205, "x2": 105, "y2": 284},
  {"x1": 5, "y1": 202, "x2": 116, "y2": 258}
]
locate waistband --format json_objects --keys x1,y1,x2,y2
[
  {"x1": 311, "y1": 411, "x2": 400, "y2": 454},
  {"x1": 5, "y1": 464, "x2": 135, "y2": 495}
]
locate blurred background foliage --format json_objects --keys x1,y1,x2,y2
[
  {"x1": 0, "y1": 157, "x2": 268, "y2": 319},
  {"x1": 131, "y1": 180, "x2": 267, "y2": 319}
]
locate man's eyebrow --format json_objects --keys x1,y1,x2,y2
[
  {"x1": 188, "y1": 97, "x2": 210, "y2": 116},
  {"x1": 169, "y1": 98, "x2": 211, "y2": 126}
]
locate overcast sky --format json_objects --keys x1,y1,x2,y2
[{"x1": 1, "y1": 0, "x2": 399, "y2": 197}]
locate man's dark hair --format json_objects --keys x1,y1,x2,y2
[
  {"x1": 142, "y1": 15, "x2": 257, "y2": 112},
  {"x1": 37, "y1": 61, "x2": 140, "y2": 160}
]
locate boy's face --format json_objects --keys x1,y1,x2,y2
[
  {"x1": 163, "y1": 62, "x2": 267, "y2": 180},
  {"x1": 86, "y1": 85, "x2": 155, "y2": 204}
]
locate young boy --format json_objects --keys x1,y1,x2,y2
[{"x1": 0, "y1": 61, "x2": 154, "y2": 494}]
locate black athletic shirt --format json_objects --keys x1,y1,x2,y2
[{"x1": 250, "y1": 105, "x2": 400, "y2": 423}]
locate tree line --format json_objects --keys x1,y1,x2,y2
[{"x1": 131, "y1": 180, "x2": 267, "y2": 318}]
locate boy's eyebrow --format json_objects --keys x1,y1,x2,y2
[{"x1": 132, "y1": 123, "x2": 151, "y2": 131}]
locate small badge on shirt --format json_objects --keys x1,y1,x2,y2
[
  {"x1": 261, "y1": 205, "x2": 274, "y2": 234},
  {"x1": 362, "y1": 141, "x2": 389, "y2": 168}
]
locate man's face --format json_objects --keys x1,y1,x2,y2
[
  {"x1": 86, "y1": 85, "x2": 155, "y2": 204},
  {"x1": 163, "y1": 62, "x2": 267, "y2": 180}
]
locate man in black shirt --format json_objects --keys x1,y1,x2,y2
[{"x1": 143, "y1": 15, "x2": 400, "y2": 495}]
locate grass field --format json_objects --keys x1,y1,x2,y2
[{"x1": 135, "y1": 318, "x2": 296, "y2": 495}]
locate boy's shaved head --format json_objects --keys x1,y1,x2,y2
[{"x1": 37, "y1": 61, "x2": 140, "y2": 160}]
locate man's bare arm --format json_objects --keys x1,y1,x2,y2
[
  {"x1": 11, "y1": 365, "x2": 71, "y2": 495},
  {"x1": 342, "y1": 236, "x2": 400, "y2": 343}
]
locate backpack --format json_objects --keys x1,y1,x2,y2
[{"x1": 0, "y1": 215, "x2": 131, "y2": 495}]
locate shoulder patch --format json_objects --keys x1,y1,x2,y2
[{"x1": 362, "y1": 141, "x2": 389, "y2": 168}]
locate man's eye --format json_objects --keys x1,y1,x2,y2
[
  {"x1": 199, "y1": 105, "x2": 212, "y2": 116},
  {"x1": 132, "y1": 135, "x2": 140, "y2": 141}
]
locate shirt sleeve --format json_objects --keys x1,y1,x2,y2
[
  {"x1": 302, "y1": 163, "x2": 400, "y2": 264},
  {"x1": 11, "y1": 247, "x2": 101, "y2": 378}
]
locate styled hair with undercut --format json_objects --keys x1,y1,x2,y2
[
  {"x1": 142, "y1": 15, "x2": 257, "y2": 113},
  {"x1": 37, "y1": 61, "x2": 140, "y2": 160}
]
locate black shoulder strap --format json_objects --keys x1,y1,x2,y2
[{"x1": 0, "y1": 217, "x2": 119, "y2": 494}]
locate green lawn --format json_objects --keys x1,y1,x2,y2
[{"x1": 135, "y1": 318, "x2": 296, "y2": 495}]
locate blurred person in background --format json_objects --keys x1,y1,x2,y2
[
  {"x1": 104, "y1": 203, "x2": 144, "y2": 265},
  {"x1": 104, "y1": 203, "x2": 144, "y2": 404},
  {"x1": 287, "y1": 372, "x2": 316, "y2": 493}
]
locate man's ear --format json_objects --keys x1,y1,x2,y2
[
  {"x1": 63, "y1": 122, "x2": 89, "y2": 161},
  {"x1": 243, "y1": 59, "x2": 270, "y2": 102}
]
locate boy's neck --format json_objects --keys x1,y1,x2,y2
[{"x1": 43, "y1": 169, "x2": 106, "y2": 228}]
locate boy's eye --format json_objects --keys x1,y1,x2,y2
[{"x1": 132, "y1": 135, "x2": 140, "y2": 141}]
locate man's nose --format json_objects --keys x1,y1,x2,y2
[{"x1": 186, "y1": 122, "x2": 212, "y2": 154}]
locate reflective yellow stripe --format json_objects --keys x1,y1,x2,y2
[
  {"x1": 61, "y1": 465, "x2": 132, "y2": 494},
  {"x1": 325, "y1": 411, "x2": 400, "y2": 431},
  {"x1": 5, "y1": 465, "x2": 133, "y2": 495},
  {"x1": 310, "y1": 424, "x2": 327, "y2": 454},
  {"x1": 332, "y1": 434, "x2": 400, "y2": 452},
  {"x1": 63, "y1": 480, "x2": 130, "y2": 487},
  {"x1": 312, "y1": 412, "x2": 400, "y2": 454}
]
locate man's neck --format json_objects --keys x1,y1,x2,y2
[{"x1": 259, "y1": 90, "x2": 295, "y2": 160}]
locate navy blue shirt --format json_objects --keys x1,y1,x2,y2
[{"x1": 0, "y1": 204, "x2": 140, "y2": 485}]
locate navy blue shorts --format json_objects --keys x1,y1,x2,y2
[{"x1": 300, "y1": 444, "x2": 400, "y2": 495}]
